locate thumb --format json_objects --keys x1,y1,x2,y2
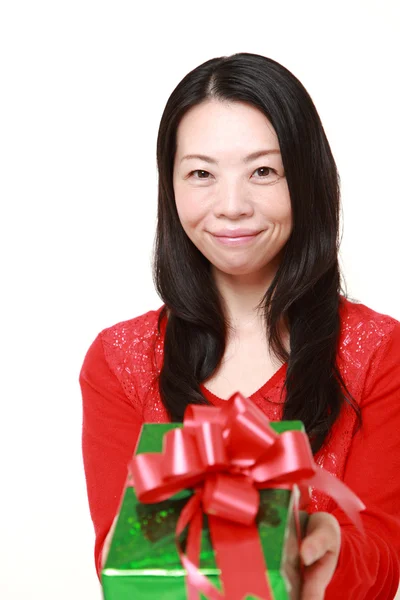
[
  {"x1": 300, "y1": 513, "x2": 341, "y2": 600},
  {"x1": 300, "y1": 512, "x2": 341, "y2": 566},
  {"x1": 101, "y1": 514, "x2": 119, "y2": 568}
]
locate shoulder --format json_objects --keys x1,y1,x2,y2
[
  {"x1": 339, "y1": 295, "x2": 399, "y2": 348},
  {"x1": 337, "y1": 295, "x2": 400, "y2": 394},
  {"x1": 100, "y1": 305, "x2": 165, "y2": 347},
  {"x1": 79, "y1": 305, "x2": 166, "y2": 410},
  {"x1": 99, "y1": 305, "x2": 166, "y2": 377}
]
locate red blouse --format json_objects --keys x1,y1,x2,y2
[{"x1": 80, "y1": 296, "x2": 400, "y2": 599}]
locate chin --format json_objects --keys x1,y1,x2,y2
[{"x1": 213, "y1": 264, "x2": 268, "y2": 277}]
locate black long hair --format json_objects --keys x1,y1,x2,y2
[{"x1": 152, "y1": 52, "x2": 360, "y2": 454}]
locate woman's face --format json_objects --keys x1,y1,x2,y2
[{"x1": 172, "y1": 99, "x2": 292, "y2": 279}]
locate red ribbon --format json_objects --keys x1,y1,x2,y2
[{"x1": 129, "y1": 392, "x2": 365, "y2": 600}]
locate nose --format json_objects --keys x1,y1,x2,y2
[{"x1": 212, "y1": 180, "x2": 254, "y2": 219}]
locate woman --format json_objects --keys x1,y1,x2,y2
[{"x1": 80, "y1": 53, "x2": 400, "y2": 599}]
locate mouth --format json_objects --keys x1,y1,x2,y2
[{"x1": 210, "y1": 231, "x2": 263, "y2": 246}]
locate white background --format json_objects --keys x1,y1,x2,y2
[{"x1": 1, "y1": 1, "x2": 399, "y2": 598}]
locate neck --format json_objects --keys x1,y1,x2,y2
[{"x1": 211, "y1": 262, "x2": 278, "y2": 336}]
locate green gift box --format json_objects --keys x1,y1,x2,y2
[{"x1": 102, "y1": 421, "x2": 309, "y2": 600}]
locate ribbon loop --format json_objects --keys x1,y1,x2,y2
[
  {"x1": 162, "y1": 428, "x2": 204, "y2": 479},
  {"x1": 252, "y1": 430, "x2": 316, "y2": 483},
  {"x1": 222, "y1": 393, "x2": 280, "y2": 467},
  {"x1": 193, "y1": 421, "x2": 228, "y2": 471},
  {"x1": 202, "y1": 473, "x2": 259, "y2": 526}
]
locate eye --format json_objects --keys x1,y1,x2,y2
[
  {"x1": 188, "y1": 169, "x2": 212, "y2": 179},
  {"x1": 187, "y1": 167, "x2": 278, "y2": 181},
  {"x1": 253, "y1": 166, "x2": 277, "y2": 178}
]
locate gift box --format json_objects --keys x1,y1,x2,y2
[
  {"x1": 101, "y1": 420, "x2": 308, "y2": 600},
  {"x1": 101, "y1": 393, "x2": 365, "y2": 600}
]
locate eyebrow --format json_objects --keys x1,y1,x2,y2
[{"x1": 180, "y1": 149, "x2": 281, "y2": 165}]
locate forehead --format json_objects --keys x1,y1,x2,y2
[{"x1": 175, "y1": 99, "x2": 279, "y2": 156}]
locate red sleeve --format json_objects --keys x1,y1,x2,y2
[
  {"x1": 80, "y1": 333, "x2": 144, "y2": 579},
  {"x1": 325, "y1": 321, "x2": 400, "y2": 599}
]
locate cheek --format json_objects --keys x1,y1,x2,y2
[
  {"x1": 265, "y1": 188, "x2": 292, "y2": 224},
  {"x1": 278, "y1": 202, "x2": 292, "y2": 226},
  {"x1": 175, "y1": 192, "x2": 207, "y2": 229}
]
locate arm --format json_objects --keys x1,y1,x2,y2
[
  {"x1": 80, "y1": 332, "x2": 144, "y2": 579},
  {"x1": 324, "y1": 320, "x2": 400, "y2": 598}
]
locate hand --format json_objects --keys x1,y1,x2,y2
[
  {"x1": 300, "y1": 512, "x2": 341, "y2": 600},
  {"x1": 101, "y1": 514, "x2": 118, "y2": 568}
]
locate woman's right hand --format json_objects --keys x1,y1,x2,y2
[{"x1": 101, "y1": 514, "x2": 118, "y2": 568}]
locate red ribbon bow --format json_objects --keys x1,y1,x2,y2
[{"x1": 129, "y1": 392, "x2": 365, "y2": 600}]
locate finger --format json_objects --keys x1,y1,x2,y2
[
  {"x1": 300, "y1": 512, "x2": 340, "y2": 566},
  {"x1": 301, "y1": 550, "x2": 337, "y2": 600},
  {"x1": 101, "y1": 514, "x2": 119, "y2": 567}
]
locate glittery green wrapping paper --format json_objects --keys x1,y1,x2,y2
[{"x1": 102, "y1": 422, "x2": 308, "y2": 600}]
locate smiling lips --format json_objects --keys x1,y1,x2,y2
[
  {"x1": 212, "y1": 228, "x2": 262, "y2": 237},
  {"x1": 210, "y1": 228, "x2": 263, "y2": 246}
]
